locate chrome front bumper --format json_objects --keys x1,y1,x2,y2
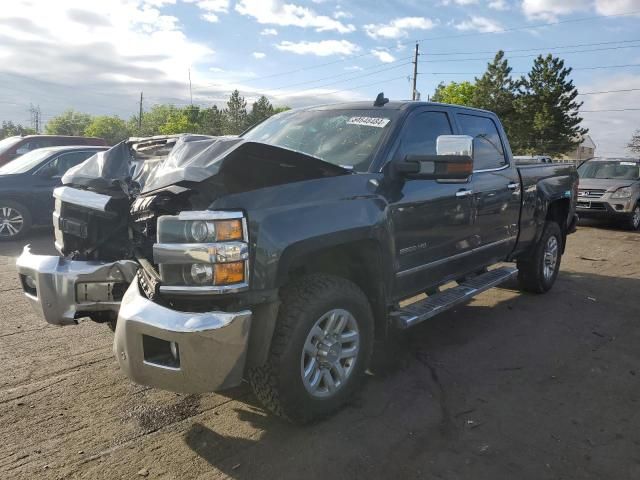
[
  {"x1": 113, "y1": 281, "x2": 252, "y2": 393},
  {"x1": 16, "y1": 246, "x2": 138, "y2": 326}
]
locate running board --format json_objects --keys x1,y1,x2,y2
[{"x1": 392, "y1": 266, "x2": 518, "y2": 329}]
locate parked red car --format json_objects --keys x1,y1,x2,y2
[{"x1": 0, "y1": 135, "x2": 107, "y2": 166}]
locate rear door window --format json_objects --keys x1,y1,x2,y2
[
  {"x1": 46, "y1": 151, "x2": 97, "y2": 176},
  {"x1": 457, "y1": 114, "x2": 507, "y2": 171}
]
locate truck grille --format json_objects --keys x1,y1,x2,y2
[{"x1": 578, "y1": 189, "x2": 606, "y2": 199}]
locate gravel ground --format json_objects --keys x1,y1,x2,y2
[{"x1": 0, "y1": 223, "x2": 639, "y2": 480}]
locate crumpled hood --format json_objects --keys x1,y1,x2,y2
[
  {"x1": 578, "y1": 178, "x2": 636, "y2": 192},
  {"x1": 62, "y1": 134, "x2": 350, "y2": 196}
]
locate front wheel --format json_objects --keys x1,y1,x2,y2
[
  {"x1": 0, "y1": 200, "x2": 31, "y2": 241},
  {"x1": 517, "y1": 221, "x2": 563, "y2": 293},
  {"x1": 248, "y1": 274, "x2": 374, "y2": 423},
  {"x1": 625, "y1": 204, "x2": 640, "y2": 231}
]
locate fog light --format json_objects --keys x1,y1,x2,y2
[{"x1": 24, "y1": 275, "x2": 36, "y2": 290}]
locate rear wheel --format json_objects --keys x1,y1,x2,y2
[
  {"x1": 517, "y1": 221, "x2": 562, "y2": 293},
  {"x1": 0, "y1": 201, "x2": 31, "y2": 241},
  {"x1": 248, "y1": 274, "x2": 374, "y2": 424}
]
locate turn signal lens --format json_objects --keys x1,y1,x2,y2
[
  {"x1": 214, "y1": 262, "x2": 245, "y2": 285},
  {"x1": 215, "y1": 219, "x2": 243, "y2": 241}
]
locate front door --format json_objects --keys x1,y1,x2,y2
[
  {"x1": 456, "y1": 113, "x2": 521, "y2": 264},
  {"x1": 388, "y1": 108, "x2": 478, "y2": 300}
]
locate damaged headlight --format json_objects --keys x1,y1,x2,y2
[
  {"x1": 153, "y1": 211, "x2": 249, "y2": 293},
  {"x1": 611, "y1": 187, "x2": 633, "y2": 199}
]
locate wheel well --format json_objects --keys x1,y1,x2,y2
[
  {"x1": 287, "y1": 240, "x2": 389, "y2": 338},
  {"x1": 546, "y1": 198, "x2": 570, "y2": 252}
]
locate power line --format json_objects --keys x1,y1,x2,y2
[
  {"x1": 581, "y1": 108, "x2": 640, "y2": 112},
  {"x1": 211, "y1": 9, "x2": 640, "y2": 86},
  {"x1": 577, "y1": 88, "x2": 640, "y2": 95},
  {"x1": 419, "y1": 43, "x2": 640, "y2": 64}
]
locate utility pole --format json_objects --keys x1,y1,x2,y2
[
  {"x1": 28, "y1": 104, "x2": 41, "y2": 133},
  {"x1": 138, "y1": 92, "x2": 143, "y2": 133},
  {"x1": 188, "y1": 68, "x2": 193, "y2": 106},
  {"x1": 411, "y1": 43, "x2": 419, "y2": 101}
]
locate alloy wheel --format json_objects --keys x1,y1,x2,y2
[
  {"x1": 300, "y1": 308, "x2": 360, "y2": 398},
  {"x1": 0, "y1": 206, "x2": 24, "y2": 238},
  {"x1": 543, "y1": 235, "x2": 559, "y2": 281}
]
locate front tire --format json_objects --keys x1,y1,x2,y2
[
  {"x1": 517, "y1": 221, "x2": 563, "y2": 293},
  {"x1": 248, "y1": 274, "x2": 374, "y2": 424},
  {"x1": 0, "y1": 200, "x2": 31, "y2": 241},
  {"x1": 625, "y1": 203, "x2": 640, "y2": 231}
]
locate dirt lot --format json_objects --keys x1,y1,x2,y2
[{"x1": 1, "y1": 223, "x2": 639, "y2": 480}]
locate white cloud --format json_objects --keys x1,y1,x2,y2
[
  {"x1": 595, "y1": 0, "x2": 640, "y2": 15},
  {"x1": 184, "y1": 0, "x2": 230, "y2": 23},
  {"x1": 201, "y1": 12, "x2": 220, "y2": 22},
  {"x1": 252, "y1": 51, "x2": 266, "y2": 59},
  {"x1": 260, "y1": 28, "x2": 278, "y2": 35},
  {"x1": 488, "y1": 0, "x2": 509, "y2": 10},
  {"x1": 333, "y1": 8, "x2": 352, "y2": 19},
  {"x1": 235, "y1": 0, "x2": 355, "y2": 33},
  {"x1": 454, "y1": 16, "x2": 504, "y2": 32},
  {"x1": 522, "y1": 0, "x2": 590, "y2": 20},
  {"x1": 371, "y1": 49, "x2": 396, "y2": 63},
  {"x1": 344, "y1": 65, "x2": 363, "y2": 71},
  {"x1": 275, "y1": 40, "x2": 359, "y2": 56},
  {"x1": 364, "y1": 17, "x2": 436, "y2": 40}
]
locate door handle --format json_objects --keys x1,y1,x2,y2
[
  {"x1": 507, "y1": 183, "x2": 518, "y2": 190},
  {"x1": 456, "y1": 189, "x2": 473, "y2": 197}
]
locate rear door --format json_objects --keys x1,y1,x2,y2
[
  {"x1": 456, "y1": 112, "x2": 521, "y2": 264},
  {"x1": 389, "y1": 108, "x2": 479, "y2": 299}
]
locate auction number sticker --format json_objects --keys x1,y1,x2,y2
[
  {"x1": 347, "y1": 116, "x2": 391, "y2": 128},
  {"x1": 620, "y1": 161, "x2": 637, "y2": 166}
]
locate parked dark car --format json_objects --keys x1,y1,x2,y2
[
  {"x1": 0, "y1": 145, "x2": 108, "y2": 239},
  {"x1": 0, "y1": 135, "x2": 107, "y2": 167},
  {"x1": 17, "y1": 99, "x2": 578, "y2": 423}
]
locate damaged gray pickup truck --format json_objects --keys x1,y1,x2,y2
[{"x1": 17, "y1": 100, "x2": 579, "y2": 423}]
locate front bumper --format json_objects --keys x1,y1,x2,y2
[
  {"x1": 16, "y1": 246, "x2": 138, "y2": 326},
  {"x1": 113, "y1": 281, "x2": 252, "y2": 393},
  {"x1": 576, "y1": 198, "x2": 636, "y2": 217}
]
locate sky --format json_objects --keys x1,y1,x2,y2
[{"x1": 0, "y1": 0, "x2": 639, "y2": 156}]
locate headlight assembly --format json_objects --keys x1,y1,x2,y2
[
  {"x1": 154, "y1": 211, "x2": 249, "y2": 293},
  {"x1": 611, "y1": 187, "x2": 633, "y2": 199}
]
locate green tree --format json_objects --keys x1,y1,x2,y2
[
  {"x1": 273, "y1": 106, "x2": 291, "y2": 114},
  {"x1": 200, "y1": 105, "x2": 226, "y2": 136},
  {"x1": 628, "y1": 130, "x2": 640, "y2": 154},
  {"x1": 158, "y1": 105, "x2": 202, "y2": 135},
  {"x1": 45, "y1": 110, "x2": 92, "y2": 136},
  {"x1": 84, "y1": 115, "x2": 131, "y2": 145},
  {"x1": 224, "y1": 90, "x2": 248, "y2": 135},
  {"x1": 247, "y1": 95, "x2": 274, "y2": 128},
  {"x1": 471, "y1": 51, "x2": 521, "y2": 149},
  {"x1": 516, "y1": 54, "x2": 587, "y2": 156},
  {"x1": 0, "y1": 121, "x2": 35, "y2": 139},
  {"x1": 431, "y1": 81, "x2": 476, "y2": 106},
  {"x1": 129, "y1": 104, "x2": 180, "y2": 136}
]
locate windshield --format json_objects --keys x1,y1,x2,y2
[
  {"x1": 242, "y1": 108, "x2": 397, "y2": 172},
  {"x1": 0, "y1": 136, "x2": 22, "y2": 154},
  {"x1": 578, "y1": 160, "x2": 640, "y2": 180},
  {"x1": 0, "y1": 148, "x2": 52, "y2": 174}
]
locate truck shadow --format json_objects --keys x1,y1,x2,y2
[{"x1": 183, "y1": 270, "x2": 640, "y2": 480}]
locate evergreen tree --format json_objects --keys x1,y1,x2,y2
[
  {"x1": 472, "y1": 51, "x2": 520, "y2": 148},
  {"x1": 628, "y1": 130, "x2": 640, "y2": 154},
  {"x1": 516, "y1": 54, "x2": 587, "y2": 156},
  {"x1": 200, "y1": 105, "x2": 226, "y2": 136},
  {"x1": 224, "y1": 90, "x2": 248, "y2": 135},
  {"x1": 247, "y1": 95, "x2": 274, "y2": 128}
]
